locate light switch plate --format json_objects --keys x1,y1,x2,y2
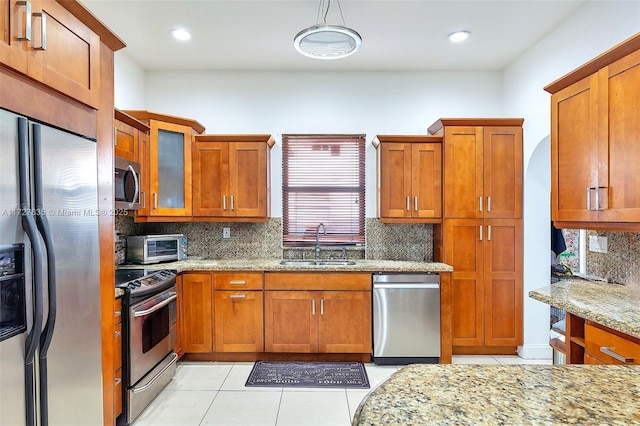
[
  {"x1": 223, "y1": 227, "x2": 231, "y2": 239},
  {"x1": 588, "y1": 235, "x2": 608, "y2": 253}
]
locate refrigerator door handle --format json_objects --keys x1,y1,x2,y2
[
  {"x1": 18, "y1": 117, "x2": 45, "y2": 426},
  {"x1": 32, "y1": 123, "x2": 57, "y2": 426}
]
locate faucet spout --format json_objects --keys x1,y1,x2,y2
[{"x1": 315, "y1": 223, "x2": 327, "y2": 260}]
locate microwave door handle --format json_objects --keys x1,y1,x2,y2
[
  {"x1": 126, "y1": 164, "x2": 140, "y2": 209},
  {"x1": 133, "y1": 293, "x2": 177, "y2": 317}
]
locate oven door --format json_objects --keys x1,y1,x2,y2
[{"x1": 128, "y1": 286, "x2": 177, "y2": 385}]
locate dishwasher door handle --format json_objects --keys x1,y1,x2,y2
[{"x1": 373, "y1": 283, "x2": 440, "y2": 290}]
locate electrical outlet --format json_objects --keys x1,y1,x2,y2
[
  {"x1": 588, "y1": 235, "x2": 608, "y2": 253},
  {"x1": 223, "y1": 227, "x2": 231, "y2": 239}
]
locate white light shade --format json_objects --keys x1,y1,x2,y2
[
  {"x1": 171, "y1": 29, "x2": 192, "y2": 41},
  {"x1": 448, "y1": 31, "x2": 470, "y2": 42},
  {"x1": 294, "y1": 24, "x2": 362, "y2": 60}
]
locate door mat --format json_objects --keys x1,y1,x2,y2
[{"x1": 245, "y1": 361, "x2": 370, "y2": 389}]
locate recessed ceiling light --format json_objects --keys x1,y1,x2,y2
[
  {"x1": 448, "y1": 31, "x2": 470, "y2": 43},
  {"x1": 171, "y1": 29, "x2": 192, "y2": 41}
]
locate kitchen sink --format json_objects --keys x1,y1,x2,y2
[{"x1": 279, "y1": 260, "x2": 356, "y2": 266}]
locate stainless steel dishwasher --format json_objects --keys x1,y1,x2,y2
[{"x1": 372, "y1": 273, "x2": 440, "y2": 364}]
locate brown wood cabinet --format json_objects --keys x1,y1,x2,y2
[
  {"x1": 174, "y1": 275, "x2": 184, "y2": 357},
  {"x1": 431, "y1": 118, "x2": 524, "y2": 354},
  {"x1": 0, "y1": 0, "x2": 102, "y2": 108},
  {"x1": 374, "y1": 135, "x2": 442, "y2": 222},
  {"x1": 114, "y1": 298, "x2": 123, "y2": 419},
  {"x1": 264, "y1": 273, "x2": 372, "y2": 354},
  {"x1": 547, "y1": 36, "x2": 640, "y2": 230},
  {"x1": 558, "y1": 313, "x2": 640, "y2": 365},
  {"x1": 443, "y1": 219, "x2": 522, "y2": 348},
  {"x1": 114, "y1": 109, "x2": 149, "y2": 162},
  {"x1": 192, "y1": 135, "x2": 274, "y2": 220},
  {"x1": 181, "y1": 272, "x2": 214, "y2": 353},
  {"x1": 585, "y1": 323, "x2": 640, "y2": 365},
  {"x1": 214, "y1": 272, "x2": 264, "y2": 352},
  {"x1": 428, "y1": 120, "x2": 523, "y2": 219},
  {"x1": 123, "y1": 111, "x2": 205, "y2": 220}
]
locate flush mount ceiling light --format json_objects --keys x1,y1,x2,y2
[
  {"x1": 171, "y1": 28, "x2": 192, "y2": 41},
  {"x1": 294, "y1": 0, "x2": 362, "y2": 60},
  {"x1": 448, "y1": 31, "x2": 471, "y2": 43}
]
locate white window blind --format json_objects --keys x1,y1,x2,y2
[{"x1": 282, "y1": 134, "x2": 366, "y2": 247}]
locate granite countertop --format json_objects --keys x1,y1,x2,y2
[
  {"x1": 353, "y1": 364, "x2": 640, "y2": 426},
  {"x1": 121, "y1": 258, "x2": 453, "y2": 274},
  {"x1": 529, "y1": 279, "x2": 640, "y2": 339}
]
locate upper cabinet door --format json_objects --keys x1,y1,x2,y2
[
  {"x1": 33, "y1": 0, "x2": 100, "y2": 108},
  {"x1": 600, "y1": 49, "x2": 640, "y2": 222},
  {"x1": 379, "y1": 143, "x2": 412, "y2": 219},
  {"x1": 411, "y1": 143, "x2": 442, "y2": 219},
  {"x1": 551, "y1": 75, "x2": 600, "y2": 223},
  {"x1": 444, "y1": 126, "x2": 484, "y2": 219},
  {"x1": 192, "y1": 141, "x2": 229, "y2": 217},
  {"x1": 229, "y1": 142, "x2": 268, "y2": 217},
  {"x1": 149, "y1": 120, "x2": 193, "y2": 217},
  {"x1": 483, "y1": 127, "x2": 522, "y2": 219},
  {"x1": 0, "y1": 0, "x2": 30, "y2": 74}
]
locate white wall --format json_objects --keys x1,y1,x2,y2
[
  {"x1": 142, "y1": 70, "x2": 503, "y2": 217},
  {"x1": 114, "y1": 53, "x2": 146, "y2": 109},
  {"x1": 502, "y1": 0, "x2": 640, "y2": 358}
]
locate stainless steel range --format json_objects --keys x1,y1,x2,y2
[{"x1": 116, "y1": 268, "x2": 178, "y2": 425}]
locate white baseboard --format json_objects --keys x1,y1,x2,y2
[{"x1": 517, "y1": 344, "x2": 553, "y2": 359}]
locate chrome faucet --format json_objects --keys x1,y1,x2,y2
[{"x1": 315, "y1": 223, "x2": 326, "y2": 260}]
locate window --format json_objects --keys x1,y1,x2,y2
[{"x1": 282, "y1": 134, "x2": 365, "y2": 247}]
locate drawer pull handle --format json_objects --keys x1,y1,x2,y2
[
  {"x1": 115, "y1": 330, "x2": 121, "y2": 337},
  {"x1": 600, "y1": 346, "x2": 634, "y2": 363},
  {"x1": 115, "y1": 378, "x2": 122, "y2": 386},
  {"x1": 114, "y1": 310, "x2": 122, "y2": 317},
  {"x1": 229, "y1": 293, "x2": 246, "y2": 299},
  {"x1": 229, "y1": 280, "x2": 247, "y2": 285}
]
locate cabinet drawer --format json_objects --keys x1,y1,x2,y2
[
  {"x1": 214, "y1": 272, "x2": 263, "y2": 290},
  {"x1": 585, "y1": 324, "x2": 640, "y2": 365},
  {"x1": 114, "y1": 368, "x2": 123, "y2": 417},
  {"x1": 265, "y1": 272, "x2": 371, "y2": 291},
  {"x1": 584, "y1": 354, "x2": 605, "y2": 365},
  {"x1": 114, "y1": 321, "x2": 122, "y2": 368}
]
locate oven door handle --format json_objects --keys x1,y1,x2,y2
[
  {"x1": 132, "y1": 293, "x2": 177, "y2": 317},
  {"x1": 131, "y1": 352, "x2": 179, "y2": 394}
]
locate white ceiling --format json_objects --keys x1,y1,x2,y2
[{"x1": 83, "y1": 0, "x2": 588, "y2": 72}]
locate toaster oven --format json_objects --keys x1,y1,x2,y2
[{"x1": 126, "y1": 234, "x2": 187, "y2": 264}]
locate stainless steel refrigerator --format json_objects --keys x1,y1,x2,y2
[{"x1": 0, "y1": 108, "x2": 103, "y2": 426}]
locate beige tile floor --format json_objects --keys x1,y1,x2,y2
[{"x1": 133, "y1": 355, "x2": 552, "y2": 426}]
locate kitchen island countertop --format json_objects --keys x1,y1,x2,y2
[
  {"x1": 122, "y1": 258, "x2": 453, "y2": 274},
  {"x1": 529, "y1": 279, "x2": 640, "y2": 339},
  {"x1": 352, "y1": 363, "x2": 640, "y2": 426}
]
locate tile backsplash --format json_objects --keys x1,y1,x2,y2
[
  {"x1": 584, "y1": 231, "x2": 640, "y2": 285},
  {"x1": 560, "y1": 228, "x2": 640, "y2": 286},
  {"x1": 115, "y1": 216, "x2": 434, "y2": 264}
]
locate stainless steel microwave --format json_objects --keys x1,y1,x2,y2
[
  {"x1": 115, "y1": 156, "x2": 141, "y2": 210},
  {"x1": 126, "y1": 234, "x2": 187, "y2": 264}
]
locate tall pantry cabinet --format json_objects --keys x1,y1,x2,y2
[{"x1": 430, "y1": 119, "x2": 524, "y2": 353}]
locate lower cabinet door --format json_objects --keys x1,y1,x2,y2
[
  {"x1": 214, "y1": 291, "x2": 264, "y2": 352},
  {"x1": 318, "y1": 291, "x2": 372, "y2": 353},
  {"x1": 182, "y1": 273, "x2": 214, "y2": 353},
  {"x1": 264, "y1": 291, "x2": 317, "y2": 353}
]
